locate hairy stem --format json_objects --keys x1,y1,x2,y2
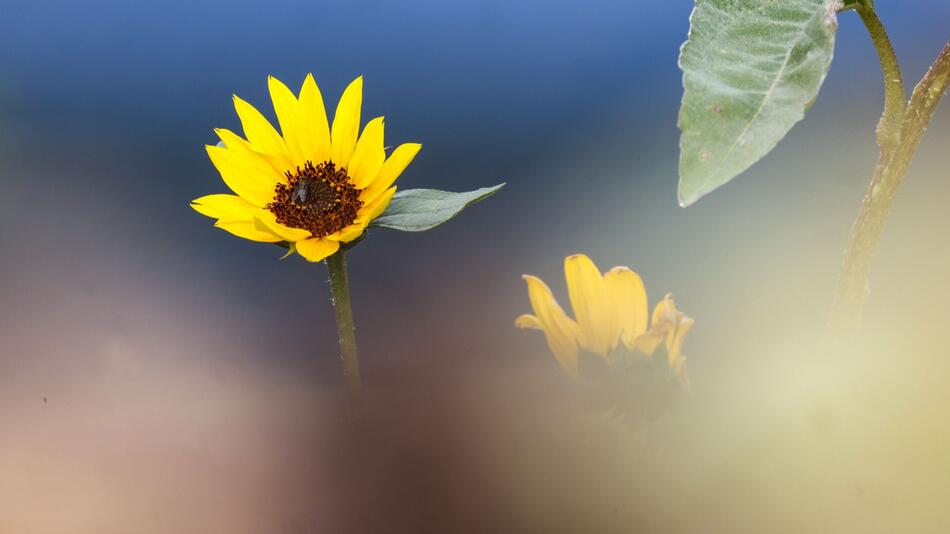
[
  {"x1": 832, "y1": 7, "x2": 950, "y2": 332},
  {"x1": 326, "y1": 249, "x2": 363, "y2": 418},
  {"x1": 855, "y1": 5, "x2": 906, "y2": 147}
]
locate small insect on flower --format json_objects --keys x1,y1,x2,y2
[
  {"x1": 191, "y1": 74, "x2": 421, "y2": 262},
  {"x1": 291, "y1": 180, "x2": 309, "y2": 205},
  {"x1": 516, "y1": 254, "x2": 694, "y2": 386}
]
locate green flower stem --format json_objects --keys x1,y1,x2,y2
[
  {"x1": 832, "y1": 6, "x2": 950, "y2": 332},
  {"x1": 325, "y1": 249, "x2": 363, "y2": 418},
  {"x1": 855, "y1": 5, "x2": 906, "y2": 148}
]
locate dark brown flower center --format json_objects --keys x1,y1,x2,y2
[{"x1": 267, "y1": 161, "x2": 363, "y2": 238}]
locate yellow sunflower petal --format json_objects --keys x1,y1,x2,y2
[
  {"x1": 515, "y1": 314, "x2": 543, "y2": 330},
  {"x1": 233, "y1": 95, "x2": 288, "y2": 158},
  {"x1": 631, "y1": 331, "x2": 665, "y2": 356},
  {"x1": 205, "y1": 145, "x2": 278, "y2": 207},
  {"x1": 191, "y1": 194, "x2": 258, "y2": 219},
  {"x1": 297, "y1": 73, "x2": 332, "y2": 164},
  {"x1": 356, "y1": 185, "x2": 396, "y2": 225},
  {"x1": 665, "y1": 312, "x2": 681, "y2": 353},
  {"x1": 215, "y1": 128, "x2": 292, "y2": 179},
  {"x1": 565, "y1": 254, "x2": 617, "y2": 356},
  {"x1": 330, "y1": 76, "x2": 363, "y2": 168},
  {"x1": 214, "y1": 128, "x2": 249, "y2": 150},
  {"x1": 254, "y1": 211, "x2": 311, "y2": 242},
  {"x1": 296, "y1": 237, "x2": 340, "y2": 262},
  {"x1": 523, "y1": 274, "x2": 581, "y2": 376},
  {"x1": 604, "y1": 267, "x2": 650, "y2": 351},
  {"x1": 214, "y1": 217, "x2": 283, "y2": 243},
  {"x1": 268, "y1": 76, "x2": 305, "y2": 165},
  {"x1": 326, "y1": 223, "x2": 365, "y2": 243},
  {"x1": 652, "y1": 293, "x2": 678, "y2": 329},
  {"x1": 668, "y1": 315, "x2": 694, "y2": 367},
  {"x1": 630, "y1": 294, "x2": 679, "y2": 356},
  {"x1": 361, "y1": 143, "x2": 421, "y2": 204},
  {"x1": 349, "y1": 117, "x2": 386, "y2": 189}
]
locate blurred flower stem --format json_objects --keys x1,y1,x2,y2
[
  {"x1": 326, "y1": 249, "x2": 362, "y2": 418},
  {"x1": 832, "y1": 2, "x2": 950, "y2": 333}
]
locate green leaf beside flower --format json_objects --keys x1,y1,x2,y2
[
  {"x1": 677, "y1": 0, "x2": 841, "y2": 206},
  {"x1": 369, "y1": 183, "x2": 506, "y2": 232}
]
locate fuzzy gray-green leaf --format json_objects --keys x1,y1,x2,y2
[
  {"x1": 677, "y1": 0, "x2": 841, "y2": 206},
  {"x1": 369, "y1": 183, "x2": 505, "y2": 232}
]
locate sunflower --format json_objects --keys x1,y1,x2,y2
[
  {"x1": 191, "y1": 74, "x2": 421, "y2": 262},
  {"x1": 516, "y1": 254, "x2": 694, "y2": 382}
]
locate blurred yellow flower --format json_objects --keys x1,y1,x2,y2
[
  {"x1": 516, "y1": 254, "x2": 694, "y2": 383},
  {"x1": 192, "y1": 74, "x2": 421, "y2": 262}
]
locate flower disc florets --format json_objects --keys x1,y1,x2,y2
[{"x1": 268, "y1": 161, "x2": 363, "y2": 238}]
